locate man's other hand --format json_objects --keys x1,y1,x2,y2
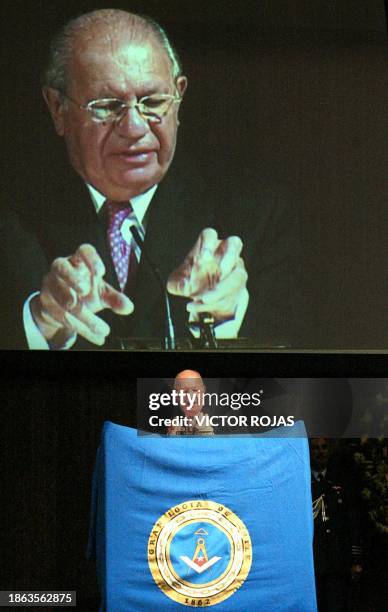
[
  {"x1": 31, "y1": 244, "x2": 133, "y2": 347},
  {"x1": 167, "y1": 228, "x2": 248, "y2": 323}
]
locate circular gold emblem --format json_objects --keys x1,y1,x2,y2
[{"x1": 148, "y1": 500, "x2": 252, "y2": 607}]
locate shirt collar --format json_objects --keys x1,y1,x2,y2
[
  {"x1": 86, "y1": 183, "x2": 158, "y2": 225},
  {"x1": 312, "y1": 468, "x2": 327, "y2": 480}
]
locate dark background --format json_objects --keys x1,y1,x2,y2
[
  {"x1": 1, "y1": 0, "x2": 387, "y2": 348},
  {"x1": 0, "y1": 1, "x2": 387, "y2": 609}
]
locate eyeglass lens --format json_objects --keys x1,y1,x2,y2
[{"x1": 88, "y1": 95, "x2": 176, "y2": 123}]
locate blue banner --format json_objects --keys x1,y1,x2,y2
[{"x1": 89, "y1": 422, "x2": 316, "y2": 611}]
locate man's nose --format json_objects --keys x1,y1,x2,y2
[{"x1": 114, "y1": 106, "x2": 149, "y2": 140}]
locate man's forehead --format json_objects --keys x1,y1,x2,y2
[
  {"x1": 70, "y1": 34, "x2": 173, "y2": 86},
  {"x1": 174, "y1": 378, "x2": 205, "y2": 391}
]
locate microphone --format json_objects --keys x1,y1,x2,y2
[
  {"x1": 129, "y1": 225, "x2": 176, "y2": 350},
  {"x1": 198, "y1": 313, "x2": 217, "y2": 349}
]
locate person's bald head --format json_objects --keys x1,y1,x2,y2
[
  {"x1": 43, "y1": 9, "x2": 182, "y2": 93},
  {"x1": 174, "y1": 369, "x2": 203, "y2": 384}
]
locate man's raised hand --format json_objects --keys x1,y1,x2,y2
[
  {"x1": 167, "y1": 228, "x2": 248, "y2": 323},
  {"x1": 31, "y1": 244, "x2": 133, "y2": 347}
]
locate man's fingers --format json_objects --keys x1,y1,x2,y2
[
  {"x1": 49, "y1": 246, "x2": 103, "y2": 305},
  {"x1": 40, "y1": 281, "x2": 113, "y2": 346},
  {"x1": 51, "y1": 256, "x2": 92, "y2": 297},
  {"x1": 45, "y1": 253, "x2": 132, "y2": 312},
  {"x1": 167, "y1": 229, "x2": 245, "y2": 299},
  {"x1": 70, "y1": 243, "x2": 106, "y2": 279},
  {"x1": 64, "y1": 306, "x2": 110, "y2": 346},
  {"x1": 195, "y1": 228, "x2": 220, "y2": 265},
  {"x1": 100, "y1": 282, "x2": 134, "y2": 315},
  {"x1": 71, "y1": 246, "x2": 133, "y2": 316},
  {"x1": 38, "y1": 300, "x2": 66, "y2": 329},
  {"x1": 188, "y1": 259, "x2": 247, "y2": 306},
  {"x1": 34, "y1": 243, "x2": 134, "y2": 345},
  {"x1": 167, "y1": 228, "x2": 221, "y2": 297},
  {"x1": 187, "y1": 297, "x2": 237, "y2": 321},
  {"x1": 36, "y1": 289, "x2": 76, "y2": 334},
  {"x1": 191, "y1": 228, "x2": 221, "y2": 292},
  {"x1": 43, "y1": 272, "x2": 85, "y2": 311},
  {"x1": 215, "y1": 236, "x2": 243, "y2": 278},
  {"x1": 180, "y1": 228, "x2": 219, "y2": 264}
]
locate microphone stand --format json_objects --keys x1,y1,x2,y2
[
  {"x1": 130, "y1": 226, "x2": 176, "y2": 350},
  {"x1": 130, "y1": 226, "x2": 218, "y2": 350},
  {"x1": 198, "y1": 313, "x2": 218, "y2": 349}
]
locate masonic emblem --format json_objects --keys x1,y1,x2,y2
[{"x1": 148, "y1": 500, "x2": 252, "y2": 607}]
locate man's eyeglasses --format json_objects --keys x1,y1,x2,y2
[{"x1": 61, "y1": 92, "x2": 182, "y2": 124}]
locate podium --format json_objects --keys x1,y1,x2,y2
[
  {"x1": 88, "y1": 422, "x2": 317, "y2": 611},
  {"x1": 108, "y1": 337, "x2": 292, "y2": 351}
]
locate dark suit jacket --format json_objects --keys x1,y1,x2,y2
[
  {"x1": 0, "y1": 147, "x2": 301, "y2": 349},
  {"x1": 312, "y1": 464, "x2": 363, "y2": 576}
]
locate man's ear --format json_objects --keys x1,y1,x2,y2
[
  {"x1": 42, "y1": 87, "x2": 66, "y2": 136},
  {"x1": 176, "y1": 76, "x2": 188, "y2": 98}
]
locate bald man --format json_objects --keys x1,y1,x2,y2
[
  {"x1": 1, "y1": 8, "x2": 300, "y2": 349},
  {"x1": 167, "y1": 370, "x2": 214, "y2": 435}
]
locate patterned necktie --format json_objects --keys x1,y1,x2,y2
[{"x1": 105, "y1": 200, "x2": 144, "y2": 291}]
